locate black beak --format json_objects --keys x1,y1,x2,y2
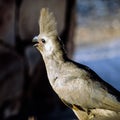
[
  {"x1": 32, "y1": 36, "x2": 38, "y2": 43},
  {"x1": 32, "y1": 36, "x2": 39, "y2": 47}
]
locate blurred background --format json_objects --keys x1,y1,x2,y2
[{"x1": 0, "y1": 0, "x2": 120, "y2": 120}]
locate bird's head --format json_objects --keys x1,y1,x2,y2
[{"x1": 33, "y1": 8, "x2": 62, "y2": 57}]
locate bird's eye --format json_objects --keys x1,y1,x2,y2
[{"x1": 41, "y1": 38, "x2": 46, "y2": 43}]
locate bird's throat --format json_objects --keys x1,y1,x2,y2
[{"x1": 43, "y1": 51, "x2": 65, "y2": 87}]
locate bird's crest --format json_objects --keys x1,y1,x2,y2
[{"x1": 39, "y1": 8, "x2": 58, "y2": 38}]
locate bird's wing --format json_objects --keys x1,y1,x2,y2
[
  {"x1": 88, "y1": 79, "x2": 120, "y2": 112},
  {"x1": 72, "y1": 61, "x2": 120, "y2": 112},
  {"x1": 61, "y1": 60, "x2": 120, "y2": 112}
]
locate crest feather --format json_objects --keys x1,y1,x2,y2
[{"x1": 39, "y1": 8, "x2": 58, "y2": 37}]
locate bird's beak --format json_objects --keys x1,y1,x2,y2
[{"x1": 32, "y1": 36, "x2": 39, "y2": 47}]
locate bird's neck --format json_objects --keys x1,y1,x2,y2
[{"x1": 42, "y1": 50, "x2": 67, "y2": 87}]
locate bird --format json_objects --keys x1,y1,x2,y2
[{"x1": 32, "y1": 8, "x2": 120, "y2": 120}]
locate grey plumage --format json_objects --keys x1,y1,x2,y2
[
  {"x1": 39, "y1": 8, "x2": 58, "y2": 38},
  {"x1": 33, "y1": 8, "x2": 120, "y2": 120}
]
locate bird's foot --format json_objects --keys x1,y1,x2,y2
[{"x1": 88, "y1": 114, "x2": 95, "y2": 120}]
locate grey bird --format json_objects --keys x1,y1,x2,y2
[{"x1": 33, "y1": 8, "x2": 120, "y2": 120}]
